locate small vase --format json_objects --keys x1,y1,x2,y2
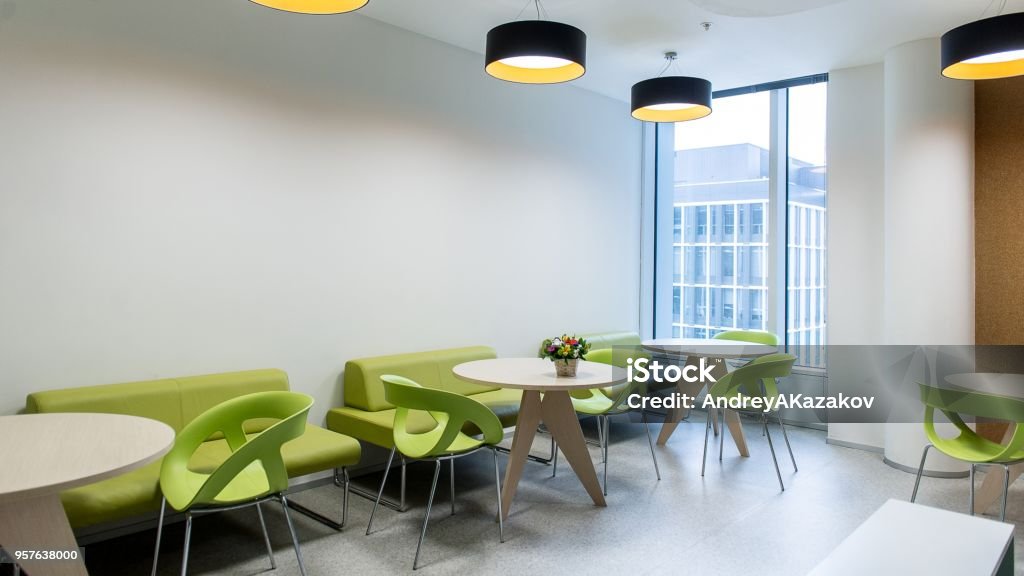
[{"x1": 554, "y1": 358, "x2": 579, "y2": 377}]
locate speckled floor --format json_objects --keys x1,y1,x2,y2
[{"x1": 77, "y1": 414, "x2": 1024, "y2": 575}]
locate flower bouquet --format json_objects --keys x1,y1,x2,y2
[{"x1": 541, "y1": 334, "x2": 591, "y2": 377}]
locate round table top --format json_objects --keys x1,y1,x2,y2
[
  {"x1": 0, "y1": 413, "x2": 175, "y2": 503},
  {"x1": 453, "y1": 358, "x2": 626, "y2": 392},
  {"x1": 943, "y1": 373, "x2": 1024, "y2": 400},
  {"x1": 641, "y1": 338, "x2": 777, "y2": 359}
]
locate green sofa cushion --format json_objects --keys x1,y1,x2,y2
[
  {"x1": 61, "y1": 461, "x2": 164, "y2": 529},
  {"x1": 328, "y1": 388, "x2": 522, "y2": 448},
  {"x1": 343, "y1": 346, "x2": 498, "y2": 412}
]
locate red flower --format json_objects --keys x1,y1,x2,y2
[{"x1": 569, "y1": 339, "x2": 578, "y2": 345}]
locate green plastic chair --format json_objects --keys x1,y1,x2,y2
[
  {"x1": 910, "y1": 382, "x2": 1024, "y2": 521},
  {"x1": 151, "y1": 391, "x2": 314, "y2": 576},
  {"x1": 702, "y1": 353, "x2": 797, "y2": 491},
  {"x1": 366, "y1": 375, "x2": 505, "y2": 570},
  {"x1": 552, "y1": 348, "x2": 660, "y2": 495}
]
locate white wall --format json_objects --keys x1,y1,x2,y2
[
  {"x1": 882, "y1": 38, "x2": 974, "y2": 471},
  {"x1": 826, "y1": 40, "x2": 975, "y2": 455},
  {"x1": 825, "y1": 63, "x2": 887, "y2": 450},
  {"x1": 883, "y1": 38, "x2": 974, "y2": 347},
  {"x1": 0, "y1": 0, "x2": 642, "y2": 421}
]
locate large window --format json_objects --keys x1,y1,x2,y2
[{"x1": 652, "y1": 76, "x2": 827, "y2": 368}]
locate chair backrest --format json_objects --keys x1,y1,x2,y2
[
  {"x1": 382, "y1": 375, "x2": 503, "y2": 458},
  {"x1": 160, "y1": 391, "x2": 313, "y2": 510},
  {"x1": 344, "y1": 347, "x2": 497, "y2": 412},
  {"x1": 919, "y1": 382, "x2": 1024, "y2": 462},
  {"x1": 713, "y1": 330, "x2": 780, "y2": 346},
  {"x1": 709, "y1": 353, "x2": 796, "y2": 399}
]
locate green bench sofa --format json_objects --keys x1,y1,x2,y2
[
  {"x1": 326, "y1": 346, "x2": 524, "y2": 510},
  {"x1": 26, "y1": 368, "x2": 361, "y2": 537}
]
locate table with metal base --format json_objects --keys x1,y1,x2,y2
[{"x1": 453, "y1": 358, "x2": 625, "y2": 520}]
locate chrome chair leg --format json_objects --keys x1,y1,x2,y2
[
  {"x1": 641, "y1": 409, "x2": 661, "y2": 481},
  {"x1": 1001, "y1": 464, "x2": 1010, "y2": 522},
  {"x1": 910, "y1": 444, "x2": 934, "y2": 503},
  {"x1": 256, "y1": 502, "x2": 276, "y2": 570},
  {"x1": 602, "y1": 415, "x2": 610, "y2": 496},
  {"x1": 763, "y1": 414, "x2": 785, "y2": 492},
  {"x1": 180, "y1": 513, "x2": 193, "y2": 576},
  {"x1": 413, "y1": 460, "x2": 442, "y2": 570},
  {"x1": 596, "y1": 416, "x2": 606, "y2": 464},
  {"x1": 777, "y1": 412, "x2": 797, "y2": 472},
  {"x1": 701, "y1": 411, "x2": 712, "y2": 477},
  {"x1": 551, "y1": 443, "x2": 558, "y2": 478},
  {"x1": 449, "y1": 459, "x2": 456, "y2": 516},
  {"x1": 492, "y1": 448, "x2": 505, "y2": 543},
  {"x1": 341, "y1": 467, "x2": 350, "y2": 529},
  {"x1": 151, "y1": 497, "x2": 166, "y2": 576},
  {"x1": 279, "y1": 495, "x2": 307, "y2": 576},
  {"x1": 367, "y1": 447, "x2": 397, "y2": 535},
  {"x1": 969, "y1": 464, "x2": 976, "y2": 515}
]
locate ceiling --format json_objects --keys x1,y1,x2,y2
[{"x1": 359, "y1": 0, "x2": 1010, "y2": 101}]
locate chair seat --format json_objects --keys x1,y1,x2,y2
[
  {"x1": 165, "y1": 461, "x2": 273, "y2": 511},
  {"x1": 935, "y1": 433, "x2": 1024, "y2": 464},
  {"x1": 327, "y1": 388, "x2": 521, "y2": 448},
  {"x1": 571, "y1": 393, "x2": 614, "y2": 415},
  {"x1": 191, "y1": 424, "x2": 361, "y2": 478}
]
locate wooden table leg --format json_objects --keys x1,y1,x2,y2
[
  {"x1": 0, "y1": 494, "x2": 88, "y2": 576},
  {"x1": 657, "y1": 356, "x2": 704, "y2": 445},
  {"x1": 723, "y1": 409, "x2": 750, "y2": 458},
  {"x1": 539, "y1": 391, "x2": 606, "y2": 508},
  {"x1": 501, "y1": 390, "x2": 542, "y2": 520},
  {"x1": 973, "y1": 425, "x2": 1023, "y2": 514}
]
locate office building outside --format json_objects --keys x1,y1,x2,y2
[{"x1": 672, "y1": 143, "x2": 826, "y2": 367}]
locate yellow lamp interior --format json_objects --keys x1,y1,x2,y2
[
  {"x1": 486, "y1": 60, "x2": 585, "y2": 84},
  {"x1": 632, "y1": 103, "x2": 712, "y2": 122},
  {"x1": 249, "y1": 0, "x2": 368, "y2": 15},
  {"x1": 943, "y1": 52, "x2": 1024, "y2": 80}
]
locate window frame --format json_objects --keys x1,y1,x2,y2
[{"x1": 646, "y1": 73, "x2": 829, "y2": 367}]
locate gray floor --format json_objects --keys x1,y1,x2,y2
[{"x1": 81, "y1": 413, "x2": 1024, "y2": 575}]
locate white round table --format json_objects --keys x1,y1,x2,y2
[
  {"x1": 641, "y1": 338, "x2": 777, "y2": 453},
  {"x1": 454, "y1": 358, "x2": 625, "y2": 519},
  {"x1": 0, "y1": 413, "x2": 175, "y2": 576}
]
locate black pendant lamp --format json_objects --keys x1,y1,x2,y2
[
  {"x1": 631, "y1": 52, "x2": 712, "y2": 123},
  {"x1": 942, "y1": 11, "x2": 1024, "y2": 80},
  {"x1": 485, "y1": 1, "x2": 586, "y2": 84},
  {"x1": 248, "y1": 0, "x2": 368, "y2": 15}
]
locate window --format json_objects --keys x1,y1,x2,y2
[{"x1": 650, "y1": 75, "x2": 828, "y2": 367}]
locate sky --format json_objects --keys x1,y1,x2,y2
[{"x1": 675, "y1": 82, "x2": 827, "y2": 167}]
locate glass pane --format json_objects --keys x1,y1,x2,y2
[
  {"x1": 671, "y1": 91, "x2": 770, "y2": 339},
  {"x1": 787, "y1": 82, "x2": 828, "y2": 367}
]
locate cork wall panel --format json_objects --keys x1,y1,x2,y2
[{"x1": 975, "y1": 76, "x2": 1024, "y2": 345}]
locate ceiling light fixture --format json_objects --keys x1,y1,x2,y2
[
  {"x1": 941, "y1": 4, "x2": 1024, "y2": 80},
  {"x1": 485, "y1": 0, "x2": 587, "y2": 84},
  {"x1": 248, "y1": 0, "x2": 368, "y2": 15},
  {"x1": 631, "y1": 52, "x2": 712, "y2": 123}
]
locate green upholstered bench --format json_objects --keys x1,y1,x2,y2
[
  {"x1": 326, "y1": 346, "x2": 524, "y2": 510},
  {"x1": 25, "y1": 368, "x2": 361, "y2": 536}
]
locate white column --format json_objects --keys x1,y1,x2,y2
[{"x1": 883, "y1": 38, "x2": 975, "y2": 474}]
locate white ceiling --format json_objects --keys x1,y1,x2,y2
[{"x1": 359, "y1": 0, "x2": 1012, "y2": 101}]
